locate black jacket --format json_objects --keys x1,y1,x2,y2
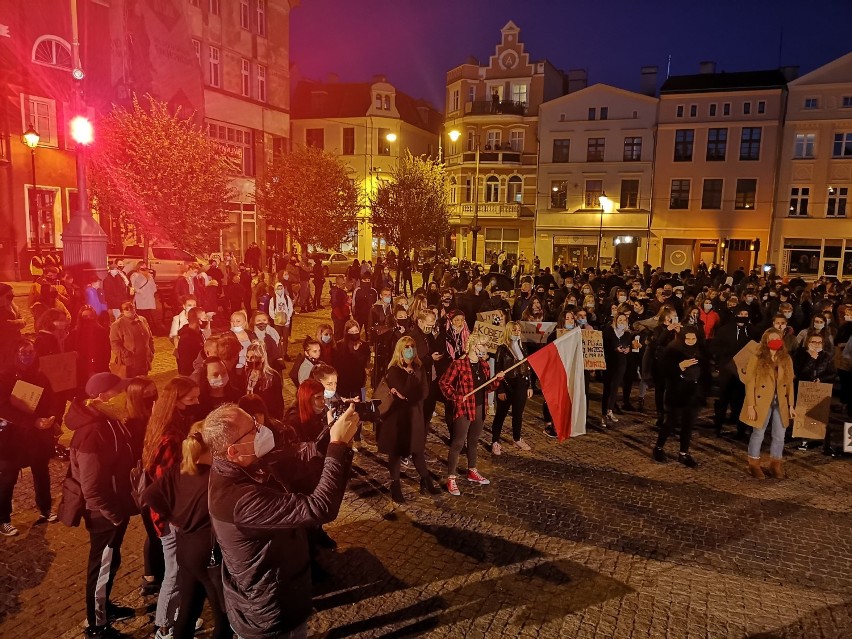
[
  {"x1": 66, "y1": 399, "x2": 137, "y2": 525},
  {"x1": 333, "y1": 338, "x2": 370, "y2": 395},
  {"x1": 793, "y1": 348, "x2": 837, "y2": 384},
  {"x1": 494, "y1": 342, "x2": 531, "y2": 391},
  {"x1": 143, "y1": 463, "x2": 212, "y2": 536},
  {"x1": 662, "y1": 344, "x2": 711, "y2": 407},
  {"x1": 208, "y1": 446, "x2": 353, "y2": 639}
]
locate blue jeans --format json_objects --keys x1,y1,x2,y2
[
  {"x1": 155, "y1": 524, "x2": 180, "y2": 628},
  {"x1": 748, "y1": 401, "x2": 786, "y2": 459}
]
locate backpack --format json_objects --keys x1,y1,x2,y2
[
  {"x1": 352, "y1": 287, "x2": 375, "y2": 320},
  {"x1": 129, "y1": 459, "x2": 149, "y2": 510}
]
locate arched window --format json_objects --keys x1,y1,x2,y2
[
  {"x1": 375, "y1": 94, "x2": 383, "y2": 109},
  {"x1": 507, "y1": 176, "x2": 522, "y2": 203},
  {"x1": 485, "y1": 176, "x2": 500, "y2": 203},
  {"x1": 383, "y1": 95, "x2": 390, "y2": 110},
  {"x1": 32, "y1": 36, "x2": 72, "y2": 70}
]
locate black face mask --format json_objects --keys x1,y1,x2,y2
[
  {"x1": 442, "y1": 300, "x2": 452, "y2": 306},
  {"x1": 199, "y1": 320, "x2": 209, "y2": 328},
  {"x1": 256, "y1": 323, "x2": 268, "y2": 331},
  {"x1": 736, "y1": 318, "x2": 749, "y2": 326}
]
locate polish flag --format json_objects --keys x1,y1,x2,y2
[{"x1": 527, "y1": 329, "x2": 587, "y2": 439}]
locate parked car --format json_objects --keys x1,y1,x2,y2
[
  {"x1": 108, "y1": 246, "x2": 203, "y2": 285},
  {"x1": 310, "y1": 251, "x2": 353, "y2": 277}
]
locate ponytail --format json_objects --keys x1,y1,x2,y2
[{"x1": 180, "y1": 426, "x2": 207, "y2": 475}]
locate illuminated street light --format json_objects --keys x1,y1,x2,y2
[
  {"x1": 70, "y1": 116, "x2": 94, "y2": 145},
  {"x1": 448, "y1": 129, "x2": 461, "y2": 142},
  {"x1": 385, "y1": 132, "x2": 397, "y2": 142},
  {"x1": 22, "y1": 125, "x2": 40, "y2": 149},
  {"x1": 597, "y1": 191, "x2": 611, "y2": 270}
]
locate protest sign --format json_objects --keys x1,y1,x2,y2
[
  {"x1": 792, "y1": 381, "x2": 832, "y2": 439},
  {"x1": 476, "y1": 310, "x2": 505, "y2": 327},
  {"x1": 520, "y1": 321, "x2": 556, "y2": 345},
  {"x1": 580, "y1": 330, "x2": 606, "y2": 370},
  {"x1": 844, "y1": 422, "x2": 852, "y2": 454},
  {"x1": 472, "y1": 321, "x2": 505, "y2": 354},
  {"x1": 39, "y1": 351, "x2": 78, "y2": 393},
  {"x1": 11, "y1": 380, "x2": 44, "y2": 414},
  {"x1": 733, "y1": 341, "x2": 760, "y2": 383}
]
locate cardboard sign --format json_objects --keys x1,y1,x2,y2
[
  {"x1": 10, "y1": 380, "x2": 44, "y2": 414},
  {"x1": 580, "y1": 330, "x2": 607, "y2": 371},
  {"x1": 476, "y1": 310, "x2": 506, "y2": 327},
  {"x1": 792, "y1": 381, "x2": 832, "y2": 439},
  {"x1": 733, "y1": 341, "x2": 760, "y2": 383},
  {"x1": 472, "y1": 321, "x2": 505, "y2": 354},
  {"x1": 520, "y1": 321, "x2": 556, "y2": 345},
  {"x1": 39, "y1": 351, "x2": 78, "y2": 393},
  {"x1": 843, "y1": 421, "x2": 852, "y2": 454}
]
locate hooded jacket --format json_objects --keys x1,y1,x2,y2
[
  {"x1": 208, "y1": 444, "x2": 353, "y2": 639},
  {"x1": 66, "y1": 399, "x2": 137, "y2": 525}
]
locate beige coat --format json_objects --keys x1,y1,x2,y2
[
  {"x1": 739, "y1": 354, "x2": 795, "y2": 429},
  {"x1": 109, "y1": 315, "x2": 154, "y2": 378}
]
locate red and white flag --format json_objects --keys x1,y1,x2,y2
[{"x1": 527, "y1": 329, "x2": 586, "y2": 439}]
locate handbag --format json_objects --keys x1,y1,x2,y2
[{"x1": 129, "y1": 460, "x2": 149, "y2": 510}]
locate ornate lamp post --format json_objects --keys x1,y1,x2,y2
[{"x1": 21, "y1": 125, "x2": 40, "y2": 253}]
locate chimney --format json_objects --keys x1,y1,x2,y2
[
  {"x1": 326, "y1": 72, "x2": 339, "y2": 83},
  {"x1": 566, "y1": 68, "x2": 588, "y2": 93},
  {"x1": 640, "y1": 65, "x2": 658, "y2": 96},
  {"x1": 699, "y1": 61, "x2": 716, "y2": 74},
  {"x1": 779, "y1": 65, "x2": 800, "y2": 82}
]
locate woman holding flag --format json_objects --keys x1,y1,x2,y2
[
  {"x1": 439, "y1": 335, "x2": 504, "y2": 496},
  {"x1": 490, "y1": 322, "x2": 533, "y2": 455}
]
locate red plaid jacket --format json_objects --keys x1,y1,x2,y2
[
  {"x1": 147, "y1": 435, "x2": 181, "y2": 536},
  {"x1": 439, "y1": 357, "x2": 501, "y2": 421}
]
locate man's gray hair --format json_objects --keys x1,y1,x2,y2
[{"x1": 203, "y1": 404, "x2": 244, "y2": 458}]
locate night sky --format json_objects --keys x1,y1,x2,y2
[{"x1": 291, "y1": 0, "x2": 852, "y2": 109}]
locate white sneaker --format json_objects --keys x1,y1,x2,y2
[
  {"x1": 0, "y1": 522, "x2": 18, "y2": 536},
  {"x1": 513, "y1": 438, "x2": 531, "y2": 451},
  {"x1": 155, "y1": 628, "x2": 173, "y2": 639},
  {"x1": 491, "y1": 441, "x2": 502, "y2": 455},
  {"x1": 606, "y1": 410, "x2": 619, "y2": 423}
]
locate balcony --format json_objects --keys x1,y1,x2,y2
[
  {"x1": 466, "y1": 100, "x2": 528, "y2": 116},
  {"x1": 450, "y1": 203, "x2": 521, "y2": 220},
  {"x1": 461, "y1": 150, "x2": 522, "y2": 164}
]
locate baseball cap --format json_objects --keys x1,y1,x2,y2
[{"x1": 85, "y1": 372, "x2": 131, "y2": 398}]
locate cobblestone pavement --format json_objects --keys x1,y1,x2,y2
[{"x1": 2, "y1": 291, "x2": 852, "y2": 638}]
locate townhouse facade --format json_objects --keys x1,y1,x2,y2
[
  {"x1": 290, "y1": 77, "x2": 441, "y2": 262},
  {"x1": 768, "y1": 52, "x2": 852, "y2": 280}
]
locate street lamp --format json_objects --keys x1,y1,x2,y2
[
  {"x1": 597, "y1": 191, "x2": 612, "y2": 270},
  {"x1": 438, "y1": 128, "x2": 461, "y2": 163},
  {"x1": 21, "y1": 125, "x2": 40, "y2": 252},
  {"x1": 449, "y1": 128, "x2": 481, "y2": 262}
]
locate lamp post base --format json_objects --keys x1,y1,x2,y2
[{"x1": 62, "y1": 214, "x2": 108, "y2": 281}]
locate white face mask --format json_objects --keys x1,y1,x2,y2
[
  {"x1": 323, "y1": 389, "x2": 335, "y2": 399},
  {"x1": 232, "y1": 326, "x2": 244, "y2": 333},
  {"x1": 510, "y1": 334, "x2": 520, "y2": 341},
  {"x1": 813, "y1": 322, "x2": 825, "y2": 330},
  {"x1": 208, "y1": 375, "x2": 228, "y2": 389},
  {"x1": 253, "y1": 425, "x2": 275, "y2": 458},
  {"x1": 783, "y1": 312, "x2": 792, "y2": 319},
  {"x1": 703, "y1": 303, "x2": 713, "y2": 311},
  {"x1": 475, "y1": 286, "x2": 483, "y2": 293},
  {"x1": 617, "y1": 296, "x2": 627, "y2": 303}
]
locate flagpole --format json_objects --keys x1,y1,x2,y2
[{"x1": 462, "y1": 357, "x2": 527, "y2": 399}]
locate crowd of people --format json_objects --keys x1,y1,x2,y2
[{"x1": 0, "y1": 248, "x2": 851, "y2": 638}]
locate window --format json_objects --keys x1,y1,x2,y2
[
  {"x1": 804, "y1": 97, "x2": 819, "y2": 109},
  {"x1": 464, "y1": 178, "x2": 472, "y2": 203},
  {"x1": 757, "y1": 101, "x2": 766, "y2": 114},
  {"x1": 709, "y1": 103, "x2": 717, "y2": 117},
  {"x1": 674, "y1": 129, "x2": 694, "y2": 161},
  {"x1": 740, "y1": 127, "x2": 761, "y2": 160},
  {"x1": 669, "y1": 179, "x2": 690, "y2": 209},
  {"x1": 735, "y1": 179, "x2": 757, "y2": 209},
  {"x1": 209, "y1": 0, "x2": 220, "y2": 15},
  {"x1": 588, "y1": 108, "x2": 596, "y2": 121},
  {"x1": 509, "y1": 130, "x2": 524, "y2": 152},
  {"x1": 32, "y1": 36, "x2": 72, "y2": 70},
  {"x1": 485, "y1": 130, "x2": 501, "y2": 150},
  {"x1": 827, "y1": 187, "x2": 848, "y2": 217},
  {"x1": 552, "y1": 139, "x2": 570, "y2": 162},
  {"x1": 484, "y1": 227, "x2": 520, "y2": 263},
  {"x1": 794, "y1": 133, "x2": 815, "y2": 158},
  {"x1": 257, "y1": 65, "x2": 267, "y2": 102},
  {"x1": 620, "y1": 179, "x2": 639, "y2": 209},
  {"x1": 485, "y1": 176, "x2": 500, "y2": 202},
  {"x1": 240, "y1": 59, "x2": 251, "y2": 97},
  {"x1": 789, "y1": 187, "x2": 809, "y2": 216},
  {"x1": 377, "y1": 128, "x2": 391, "y2": 155},
  {"x1": 26, "y1": 187, "x2": 57, "y2": 248},
  {"x1": 833, "y1": 133, "x2": 852, "y2": 157},
  {"x1": 623, "y1": 137, "x2": 642, "y2": 161},
  {"x1": 843, "y1": 97, "x2": 852, "y2": 108},
  {"x1": 342, "y1": 128, "x2": 355, "y2": 155},
  {"x1": 208, "y1": 46, "x2": 220, "y2": 87},
  {"x1": 600, "y1": 106, "x2": 608, "y2": 120},
  {"x1": 511, "y1": 84, "x2": 528, "y2": 104},
  {"x1": 383, "y1": 96, "x2": 390, "y2": 110},
  {"x1": 587, "y1": 137, "x2": 605, "y2": 162},
  {"x1": 676, "y1": 105, "x2": 684, "y2": 118},
  {"x1": 706, "y1": 128, "x2": 727, "y2": 161},
  {"x1": 467, "y1": 130, "x2": 476, "y2": 152},
  {"x1": 468, "y1": 86, "x2": 475, "y2": 104},
  {"x1": 689, "y1": 104, "x2": 697, "y2": 117},
  {"x1": 256, "y1": 0, "x2": 266, "y2": 36},
  {"x1": 507, "y1": 176, "x2": 522, "y2": 203},
  {"x1": 723, "y1": 103, "x2": 731, "y2": 116},
  {"x1": 22, "y1": 95, "x2": 57, "y2": 147},
  {"x1": 375, "y1": 94, "x2": 383, "y2": 109},
  {"x1": 743, "y1": 102, "x2": 752, "y2": 115},
  {"x1": 701, "y1": 179, "x2": 723, "y2": 209},
  {"x1": 451, "y1": 90, "x2": 459, "y2": 112},
  {"x1": 240, "y1": 0, "x2": 250, "y2": 29},
  {"x1": 207, "y1": 121, "x2": 253, "y2": 176},
  {"x1": 192, "y1": 39, "x2": 200, "y2": 62},
  {"x1": 305, "y1": 128, "x2": 324, "y2": 150},
  {"x1": 584, "y1": 180, "x2": 603, "y2": 208},
  {"x1": 550, "y1": 181, "x2": 567, "y2": 209}
]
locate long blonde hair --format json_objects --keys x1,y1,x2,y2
[
  {"x1": 142, "y1": 376, "x2": 198, "y2": 472},
  {"x1": 755, "y1": 328, "x2": 792, "y2": 381},
  {"x1": 180, "y1": 421, "x2": 208, "y2": 475},
  {"x1": 388, "y1": 335, "x2": 421, "y2": 369},
  {"x1": 501, "y1": 321, "x2": 522, "y2": 348}
]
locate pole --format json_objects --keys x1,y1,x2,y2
[
  {"x1": 596, "y1": 206, "x2": 604, "y2": 270},
  {"x1": 471, "y1": 143, "x2": 480, "y2": 262},
  {"x1": 30, "y1": 148, "x2": 39, "y2": 253},
  {"x1": 462, "y1": 358, "x2": 522, "y2": 399}
]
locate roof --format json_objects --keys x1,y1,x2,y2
[
  {"x1": 292, "y1": 81, "x2": 442, "y2": 134},
  {"x1": 660, "y1": 70, "x2": 788, "y2": 94}
]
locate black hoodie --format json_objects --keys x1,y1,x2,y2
[{"x1": 66, "y1": 399, "x2": 137, "y2": 525}]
